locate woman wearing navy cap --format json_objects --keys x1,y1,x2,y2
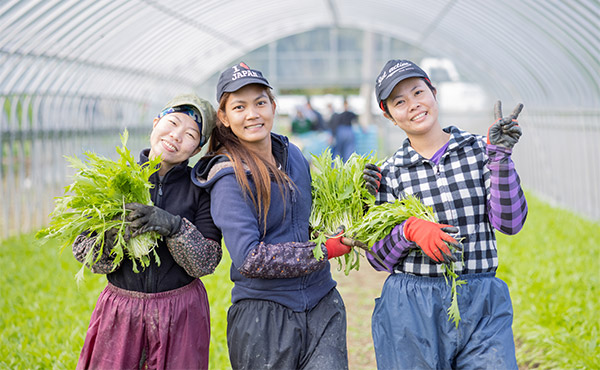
[
  {"x1": 192, "y1": 62, "x2": 353, "y2": 369},
  {"x1": 72, "y1": 94, "x2": 222, "y2": 369},
  {"x1": 364, "y1": 59, "x2": 528, "y2": 369}
]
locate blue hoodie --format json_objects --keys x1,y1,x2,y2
[{"x1": 192, "y1": 133, "x2": 336, "y2": 312}]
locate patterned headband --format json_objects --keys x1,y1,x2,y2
[{"x1": 157, "y1": 106, "x2": 202, "y2": 131}]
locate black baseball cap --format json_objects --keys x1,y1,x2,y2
[
  {"x1": 375, "y1": 59, "x2": 430, "y2": 111},
  {"x1": 216, "y1": 62, "x2": 272, "y2": 102}
]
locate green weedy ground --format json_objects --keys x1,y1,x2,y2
[
  {"x1": 0, "y1": 193, "x2": 598, "y2": 369},
  {"x1": 0, "y1": 235, "x2": 233, "y2": 369},
  {"x1": 496, "y1": 195, "x2": 599, "y2": 369}
]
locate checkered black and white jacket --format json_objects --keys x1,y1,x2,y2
[{"x1": 367, "y1": 126, "x2": 528, "y2": 276}]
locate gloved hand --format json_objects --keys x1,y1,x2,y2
[
  {"x1": 487, "y1": 100, "x2": 523, "y2": 149},
  {"x1": 103, "y1": 227, "x2": 119, "y2": 249},
  {"x1": 124, "y1": 203, "x2": 181, "y2": 238},
  {"x1": 324, "y1": 227, "x2": 352, "y2": 259},
  {"x1": 363, "y1": 163, "x2": 382, "y2": 196},
  {"x1": 403, "y1": 216, "x2": 461, "y2": 264}
]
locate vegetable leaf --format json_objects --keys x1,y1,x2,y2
[
  {"x1": 36, "y1": 129, "x2": 163, "y2": 279},
  {"x1": 309, "y1": 148, "x2": 466, "y2": 326}
]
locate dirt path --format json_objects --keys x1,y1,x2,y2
[{"x1": 331, "y1": 263, "x2": 389, "y2": 370}]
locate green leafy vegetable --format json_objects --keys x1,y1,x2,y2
[
  {"x1": 309, "y1": 149, "x2": 377, "y2": 274},
  {"x1": 349, "y1": 196, "x2": 465, "y2": 327},
  {"x1": 309, "y1": 149, "x2": 466, "y2": 327},
  {"x1": 36, "y1": 130, "x2": 162, "y2": 280}
]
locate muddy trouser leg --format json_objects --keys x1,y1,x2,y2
[
  {"x1": 77, "y1": 279, "x2": 210, "y2": 370},
  {"x1": 302, "y1": 288, "x2": 348, "y2": 370},
  {"x1": 454, "y1": 274, "x2": 518, "y2": 370},
  {"x1": 227, "y1": 288, "x2": 348, "y2": 370},
  {"x1": 372, "y1": 272, "x2": 518, "y2": 370},
  {"x1": 77, "y1": 284, "x2": 145, "y2": 370}
]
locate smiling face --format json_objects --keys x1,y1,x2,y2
[
  {"x1": 149, "y1": 111, "x2": 201, "y2": 175},
  {"x1": 384, "y1": 77, "x2": 439, "y2": 137},
  {"x1": 218, "y1": 84, "x2": 276, "y2": 154}
]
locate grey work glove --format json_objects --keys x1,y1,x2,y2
[
  {"x1": 94, "y1": 214, "x2": 122, "y2": 249},
  {"x1": 124, "y1": 203, "x2": 181, "y2": 239},
  {"x1": 487, "y1": 101, "x2": 523, "y2": 149},
  {"x1": 103, "y1": 227, "x2": 119, "y2": 249},
  {"x1": 363, "y1": 163, "x2": 382, "y2": 196}
]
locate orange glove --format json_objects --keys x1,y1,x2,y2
[
  {"x1": 325, "y1": 231, "x2": 351, "y2": 259},
  {"x1": 403, "y1": 216, "x2": 461, "y2": 264}
]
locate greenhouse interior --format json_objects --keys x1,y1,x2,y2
[
  {"x1": 2, "y1": 1, "x2": 599, "y2": 238},
  {"x1": 1, "y1": 1, "x2": 599, "y2": 369}
]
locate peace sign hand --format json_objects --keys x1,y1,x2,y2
[{"x1": 487, "y1": 101, "x2": 523, "y2": 149}]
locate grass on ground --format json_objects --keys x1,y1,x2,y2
[
  {"x1": 496, "y1": 195, "x2": 599, "y2": 369},
  {"x1": 0, "y1": 193, "x2": 598, "y2": 369}
]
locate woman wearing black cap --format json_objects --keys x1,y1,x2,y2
[
  {"x1": 72, "y1": 94, "x2": 222, "y2": 369},
  {"x1": 364, "y1": 59, "x2": 528, "y2": 369},
  {"x1": 192, "y1": 62, "x2": 352, "y2": 370}
]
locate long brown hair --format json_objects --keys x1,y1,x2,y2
[{"x1": 208, "y1": 86, "x2": 291, "y2": 233}]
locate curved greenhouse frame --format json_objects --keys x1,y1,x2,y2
[{"x1": 1, "y1": 0, "x2": 599, "y2": 237}]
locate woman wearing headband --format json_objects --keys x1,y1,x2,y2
[{"x1": 73, "y1": 94, "x2": 222, "y2": 369}]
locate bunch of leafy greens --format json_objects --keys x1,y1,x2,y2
[
  {"x1": 309, "y1": 149, "x2": 377, "y2": 275},
  {"x1": 348, "y1": 197, "x2": 466, "y2": 327},
  {"x1": 36, "y1": 130, "x2": 161, "y2": 280},
  {"x1": 309, "y1": 149, "x2": 465, "y2": 327}
]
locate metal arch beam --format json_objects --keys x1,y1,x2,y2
[
  {"x1": 326, "y1": 0, "x2": 340, "y2": 27},
  {"x1": 0, "y1": 0, "x2": 598, "y2": 110},
  {"x1": 141, "y1": 0, "x2": 245, "y2": 48},
  {"x1": 349, "y1": 0, "x2": 600, "y2": 108},
  {"x1": 418, "y1": 0, "x2": 458, "y2": 44},
  {"x1": 0, "y1": 49, "x2": 191, "y2": 93}
]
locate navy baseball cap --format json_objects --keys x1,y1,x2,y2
[
  {"x1": 375, "y1": 59, "x2": 430, "y2": 111},
  {"x1": 216, "y1": 62, "x2": 272, "y2": 102}
]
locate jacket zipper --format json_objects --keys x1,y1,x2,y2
[{"x1": 148, "y1": 178, "x2": 165, "y2": 293}]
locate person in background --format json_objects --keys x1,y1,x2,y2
[
  {"x1": 192, "y1": 62, "x2": 354, "y2": 370},
  {"x1": 72, "y1": 94, "x2": 222, "y2": 370},
  {"x1": 364, "y1": 59, "x2": 528, "y2": 369},
  {"x1": 291, "y1": 106, "x2": 313, "y2": 135},
  {"x1": 305, "y1": 97, "x2": 325, "y2": 131},
  {"x1": 331, "y1": 97, "x2": 357, "y2": 162}
]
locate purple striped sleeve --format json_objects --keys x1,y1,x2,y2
[
  {"x1": 487, "y1": 144, "x2": 528, "y2": 234},
  {"x1": 366, "y1": 223, "x2": 413, "y2": 272}
]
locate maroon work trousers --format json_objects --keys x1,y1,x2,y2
[{"x1": 77, "y1": 279, "x2": 210, "y2": 370}]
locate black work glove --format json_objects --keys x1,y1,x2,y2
[
  {"x1": 124, "y1": 203, "x2": 181, "y2": 239},
  {"x1": 363, "y1": 163, "x2": 382, "y2": 196},
  {"x1": 487, "y1": 101, "x2": 523, "y2": 149},
  {"x1": 104, "y1": 227, "x2": 119, "y2": 249}
]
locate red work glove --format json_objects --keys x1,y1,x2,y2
[
  {"x1": 403, "y1": 216, "x2": 461, "y2": 264},
  {"x1": 325, "y1": 231, "x2": 351, "y2": 259}
]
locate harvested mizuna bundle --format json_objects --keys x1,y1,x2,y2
[
  {"x1": 36, "y1": 130, "x2": 161, "y2": 279},
  {"x1": 348, "y1": 196, "x2": 466, "y2": 328},
  {"x1": 309, "y1": 149, "x2": 377, "y2": 274},
  {"x1": 309, "y1": 149, "x2": 465, "y2": 326}
]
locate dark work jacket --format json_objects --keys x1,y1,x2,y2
[
  {"x1": 107, "y1": 149, "x2": 221, "y2": 293},
  {"x1": 192, "y1": 133, "x2": 336, "y2": 312}
]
